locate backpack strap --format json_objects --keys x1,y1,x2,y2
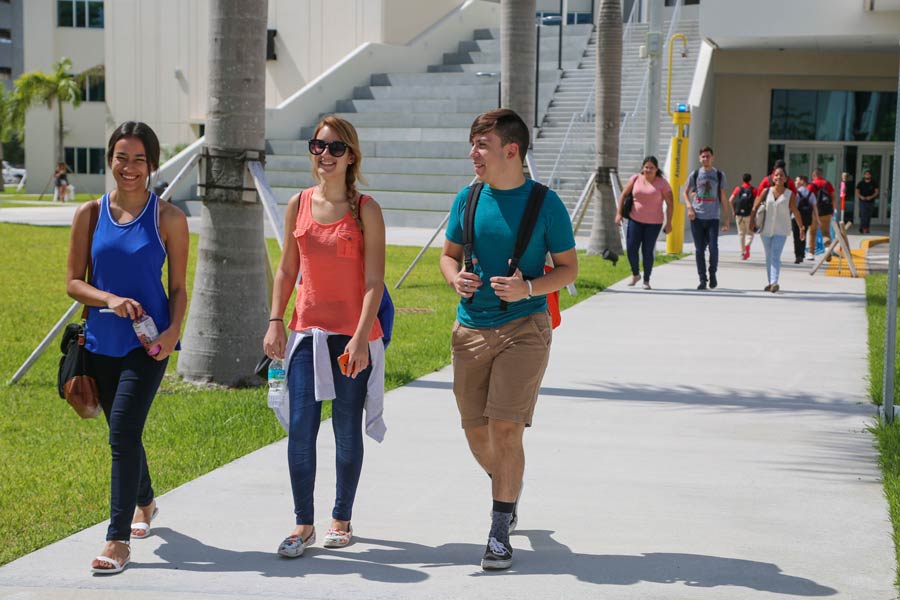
[
  {"x1": 501, "y1": 182, "x2": 548, "y2": 311},
  {"x1": 81, "y1": 199, "x2": 100, "y2": 321},
  {"x1": 461, "y1": 182, "x2": 484, "y2": 304}
]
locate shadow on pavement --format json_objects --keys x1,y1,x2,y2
[
  {"x1": 407, "y1": 380, "x2": 875, "y2": 417},
  {"x1": 141, "y1": 528, "x2": 836, "y2": 595}
]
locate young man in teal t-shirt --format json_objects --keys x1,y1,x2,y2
[{"x1": 440, "y1": 108, "x2": 577, "y2": 570}]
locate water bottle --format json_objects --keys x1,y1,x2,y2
[
  {"x1": 267, "y1": 358, "x2": 286, "y2": 408},
  {"x1": 132, "y1": 314, "x2": 162, "y2": 356}
]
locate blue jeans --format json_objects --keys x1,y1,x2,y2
[
  {"x1": 761, "y1": 234, "x2": 787, "y2": 285},
  {"x1": 287, "y1": 335, "x2": 369, "y2": 525},
  {"x1": 690, "y1": 218, "x2": 719, "y2": 282},
  {"x1": 626, "y1": 219, "x2": 663, "y2": 282},
  {"x1": 89, "y1": 347, "x2": 168, "y2": 541}
]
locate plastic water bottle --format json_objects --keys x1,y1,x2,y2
[
  {"x1": 267, "y1": 358, "x2": 286, "y2": 408},
  {"x1": 132, "y1": 314, "x2": 162, "y2": 356}
]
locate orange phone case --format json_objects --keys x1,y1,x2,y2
[{"x1": 337, "y1": 352, "x2": 350, "y2": 375}]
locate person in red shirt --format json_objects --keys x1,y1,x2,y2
[
  {"x1": 807, "y1": 168, "x2": 836, "y2": 246},
  {"x1": 729, "y1": 173, "x2": 756, "y2": 259}
]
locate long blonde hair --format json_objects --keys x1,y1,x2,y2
[{"x1": 310, "y1": 115, "x2": 367, "y2": 230}]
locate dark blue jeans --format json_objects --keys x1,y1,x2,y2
[
  {"x1": 89, "y1": 347, "x2": 168, "y2": 541},
  {"x1": 287, "y1": 335, "x2": 369, "y2": 525},
  {"x1": 626, "y1": 219, "x2": 663, "y2": 282},
  {"x1": 690, "y1": 218, "x2": 720, "y2": 282},
  {"x1": 859, "y1": 200, "x2": 874, "y2": 230}
]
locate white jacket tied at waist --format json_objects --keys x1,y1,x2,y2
[{"x1": 272, "y1": 328, "x2": 386, "y2": 442}]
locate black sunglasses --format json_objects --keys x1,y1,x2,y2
[{"x1": 308, "y1": 139, "x2": 348, "y2": 157}]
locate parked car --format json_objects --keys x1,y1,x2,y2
[{"x1": 3, "y1": 161, "x2": 25, "y2": 184}]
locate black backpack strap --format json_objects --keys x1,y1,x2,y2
[
  {"x1": 462, "y1": 182, "x2": 483, "y2": 274},
  {"x1": 500, "y1": 182, "x2": 548, "y2": 311},
  {"x1": 461, "y1": 182, "x2": 483, "y2": 304}
]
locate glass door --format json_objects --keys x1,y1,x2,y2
[{"x1": 787, "y1": 149, "x2": 811, "y2": 182}]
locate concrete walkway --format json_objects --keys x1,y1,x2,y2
[{"x1": 0, "y1": 211, "x2": 895, "y2": 598}]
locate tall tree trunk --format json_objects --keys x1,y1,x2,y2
[
  {"x1": 501, "y1": 0, "x2": 536, "y2": 136},
  {"x1": 587, "y1": 0, "x2": 624, "y2": 256},
  {"x1": 56, "y1": 101, "x2": 64, "y2": 163},
  {"x1": 178, "y1": 0, "x2": 269, "y2": 386}
]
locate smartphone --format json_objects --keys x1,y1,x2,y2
[{"x1": 337, "y1": 351, "x2": 350, "y2": 376}]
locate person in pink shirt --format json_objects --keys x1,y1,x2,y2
[{"x1": 615, "y1": 156, "x2": 673, "y2": 290}]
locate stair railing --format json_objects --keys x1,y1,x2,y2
[{"x1": 545, "y1": 0, "x2": 640, "y2": 189}]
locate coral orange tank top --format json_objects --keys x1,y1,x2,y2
[{"x1": 288, "y1": 187, "x2": 383, "y2": 341}]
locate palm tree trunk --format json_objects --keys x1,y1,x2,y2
[
  {"x1": 56, "y1": 100, "x2": 64, "y2": 163},
  {"x1": 501, "y1": 0, "x2": 536, "y2": 135},
  {"x1": 587, "y1": 0, "x2": 623, "y2": 256},
  {"x1": 177, "y1": 0, "x2": 269, "y2": 386}
]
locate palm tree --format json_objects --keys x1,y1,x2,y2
[
  {"x1": 587, "y1": 0, "x2": 624, "y2": 257},
  {"x1": 177, "y1": 0, "x2": 270, "y2": 386},
  {"x1": 14, "y1": 57, "x2": 102, "y2": 163},
  {"x1": 500, "y1": 0, "x2": 536, "y2": 128},
  {"x1": 0, "y1": 86, "x2": 24, "y2": 193}
]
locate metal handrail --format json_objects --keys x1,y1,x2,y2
[{"x1": 545, "y1": 1, "x2": 640, "y2": 188}]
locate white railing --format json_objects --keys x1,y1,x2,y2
[{"x1": 546, "y1": 0, "x2": 641, "y2": 189}]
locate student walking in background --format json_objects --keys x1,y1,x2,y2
[
  {"x1": 750, "y1": 165, "x2": 804, "y2": 293},
  {"x1": 66, "y1": 122, "x2": 189, "y2": 574},
  {"x1": 729, "y1": 173, "x2": 756, "y2": 260},
  {"x1": 808, "y1": 168, "x2": 836, "y2": 247},
  {"x1": 263, "y1": 116, "x2": 386, "y2": 558},
  {"x1": 793, "y1": 175, "x2": 819, "y2": 263},
  {"x1": 856, "y1": 169, "x2": 879, "y2": 234},
  {"x1": 615, "y1": 156, "x2": 673, "y2": 289},
  {"x1": 683, "y1": 146, "x2": 731, "y2": 290}
]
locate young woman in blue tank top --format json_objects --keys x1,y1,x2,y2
[{"x1": 66, "y1": 122, "x2": 189, "y2": 574}]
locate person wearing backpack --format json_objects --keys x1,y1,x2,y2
[
  {"x1": 808, "y1": 168, "x2": 836, "y2": 247},
  {"x1": 440, "y1": 108, "x2": 577, "y2": 571},
  {"x1": 792, "y1": 175, "x2": 819, "y2": 263},
  {"x1": 729, "y1": 173, "x2": 756, "y2": 260},
  {"x1": 683, "y1": 146, "x2": 732, "y2": 290}
]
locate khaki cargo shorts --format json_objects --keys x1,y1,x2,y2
[{"x1": 451, "y1": 311, "x2": 552, "y2": 429}]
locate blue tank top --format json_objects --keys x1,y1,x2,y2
[{"x1": 85, "y1": 192, "x2": 173, "y2": 357}]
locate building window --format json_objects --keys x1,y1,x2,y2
[
  {"x1": 58, "y1": 1, "x2": 104, "y2": 29},
  {"x1": 665, "y1": 0, "x2": 700, "y2": 5},
  {"x1": 770, "y1": 89, "x2": 898, "y2": 142},
  {"x1": 0, "y1": 29, "x2": 11, "y2": 44},
  {"x1": 65, "y1": 146, "x2": 105, "y2": 174},
  {"x1": 0, "y1": 68, "x2": 11, "y2": 81},
  {"x1": 80, "y1": 75, "x2": 105, "y2": 102}
]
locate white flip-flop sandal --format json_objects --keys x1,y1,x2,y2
[
  {"x1": 91, "y1": 542, "x2": 130, "y2": 575},
  {"x1": 130, "y1": 505, "x2": 159, "y2": 539}
]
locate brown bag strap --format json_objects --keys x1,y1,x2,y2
[{"x1": 81, "y1": 199, "x2": 100, "y2": 321}]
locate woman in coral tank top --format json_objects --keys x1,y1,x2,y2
[{"x1": 263, "y1": 116, "x2": 385, "y2": 557}]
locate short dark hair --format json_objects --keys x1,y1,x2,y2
[
  {"x1": 469, "y1": 108, "x2": 530, "y2": 162},
  {"x1": 796, "y1": 175, "x2": 809, "y2": 184},
  {"x1": 742, "y1": 173, "x2": 752, "y2": 183},
  {"x1": 699, "y1": 146, "x2": 714, "y2": 155},
  {"x1": 812, "y1": 167, "x2": 824, "y2": 178},
  {"x1": 107, "y1": 121, "x2": 161, "y2": 172}
]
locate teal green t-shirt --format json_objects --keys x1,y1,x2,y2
[{"x1": 445, "y1": 179, "x2": 575, "y2": 328}]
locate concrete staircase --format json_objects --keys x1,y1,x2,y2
[
  {"x1": 263, "y1": 24, "x2": 594, "y2": 228},
  {"x1": 531, "y1": 19, "x2": 701, "y2": 231}
]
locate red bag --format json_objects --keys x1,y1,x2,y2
[{"x1": 544, "y1": 265, "x2": 561, "y2": 329}]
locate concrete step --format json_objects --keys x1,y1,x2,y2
[
  {"x1": 266, "y1": 171, "x2": 471, "y2": 194},
  {"x1": 298, "y1": 126, "x2": 471, "y2": 142},
  {"x1": 329, "y1": 112, "x2": 480, "y2": 128},
  {"x1": 336, "y1": 98, "x2": 495, "y2": 114},
  {"x1": 268, "y1": 139, "x2": 474, "y2": 159}
]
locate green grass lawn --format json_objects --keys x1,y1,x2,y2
[
  {"x1": 866, "y1": 274, "x2": 900, "y2": 586},
  {"x1": 0, "y1": 221, "x2": 662, "y2": 566},
  {"x1": 0, "y1": 190, "x2": 95, "y2": 208}
]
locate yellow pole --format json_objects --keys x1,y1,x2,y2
[{"x1": 665, "y1": 33, "x2": 689, "y2": 255}]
